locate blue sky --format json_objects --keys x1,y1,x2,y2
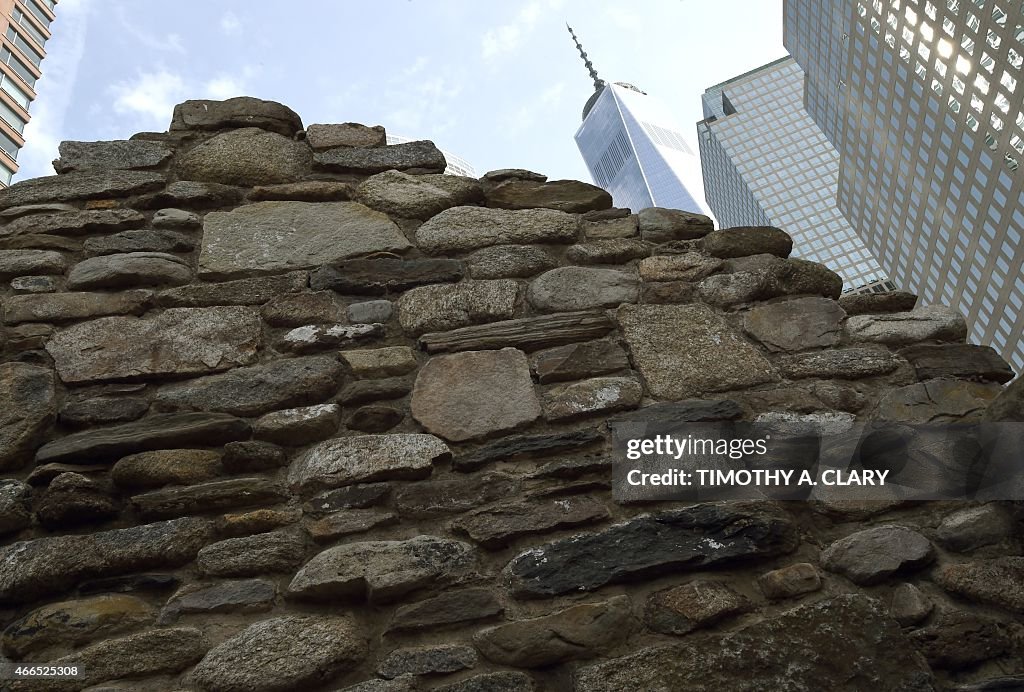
[{"x1": 18, "y1": 0, "x2": 784, "y2": 197}]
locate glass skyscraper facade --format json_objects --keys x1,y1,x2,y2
[
  {"x1": 785, "y1": 0, "x2": 1024, "y2": 371},
  {"x1": 698, "y1": 56, "x2": 891, "y2": 293}
]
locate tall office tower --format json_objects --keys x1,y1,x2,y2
[
  {"x1": 385, "y1": 134, "x2": 475, "y2": 177},
  {"x1": 697, "y1": 57, "x2": 892, "y2": 293},
  {"x1": 568, "y1": 25, "x2": 708, "y2": 215},
  {"x1": 0, "y1": 0, "x2": 56, "y2": 187},
  {"x1": 785, "y1": 0, "x2": 1024, "y2": 370}
]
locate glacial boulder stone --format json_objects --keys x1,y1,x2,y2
[
  {"x1": 288, "y1": 434, "x2": 449, "y2": 493},
  {"x1": 66, "y1": 251, "x2": 192, "y2": 289},
  {"x1": 53, "y1": 139, "x2": 173, "y2": 173},
  {"x1": 890, "y1": 583, "x2": 933, "y2": 626},
  {"x1": 398, "y1": 280, "x2": 518, "y2": 336},
  {"x1": 176, "y1": 127, "x2": 312, "y2": 185},
  {"x1": 702, "y1": 226, "x2": 793, "y2": 258},
  {"x1": 846, "y1": 305, "x2": 968, "y2": 345},
  {"x1": 45, "y1": 306, "x2": 261, "y2": 384},
  {"x1": 484, "y1": 178, "x2": 612, "y2": 213},
  {"x1": 199, "y1": 201, "x2": 411, "y2": 279},
  {"x1": 636, "y1": 207, "x2": 714, "y2": 242},
  {"x1": 0, "y1": 362, "x2": 56, "y2": 470},
  {"x1": 35, "y1": 471, "x2": 118, "y2": 527},
  {"x1": 821, "y1": 525, "x2": 934, "y2": 585},
  {"x1": 504, "y1": 502, "x2": 798, "y2": 598},
  {"x1": 152, "y1": 207, "x2": 200, "y2": 228},
  {"x1": 305, "y1": 122, "x2": 386, "y2": 150},
  {"x1": 357, "y1": 170, "x2": 482, "y2": 218},
  {"x1": 288, "y1": 535, "x2": 477, "y2": 602},
  {"x1": 411, "y1": 348, "x2": 541, "y2": 441},
  {"x1": 188, "y1": 615, "x2": 367, "y2": 692},
  {"x1": 617, "y1": 303, "x2": 778, "y2": 399},
  {"x1": 743, "y1": 296, "x2": 846, "y2": 352},
  {"x1": 0, "y1": 170, "x2": 165, "y2": 210},
  {"x1": 314, "y1": 139, "x2": 446, "y2": 173},
  {"x1": 935, "y1": 504, "x2": 1015, "y2": 552},
  {"x1": 415, "y1": 206, "x2": 579, "y2": 253},
  {"x1": 528, "y1": 267, "x2": 639, "y2": 312}
]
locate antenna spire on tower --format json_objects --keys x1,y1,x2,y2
[{"x1": 566, "y1": 24, "x2": 605, "y2": 92}]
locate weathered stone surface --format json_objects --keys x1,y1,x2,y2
[
  {"x1": 0, "y1": 517, "x2": 214, "y2": 603},
  {"x1": 388, "y1": 587, "x2": 503, "y2": 632},
  {"x1": 2, "y1": 594, "x2": 154, "y2": 657},
  {"x1": 200, "y1": 201, "x2": 411, "y2": 279},
  {"x1": 154, "y1": 355, "x2": 345, "y2": 416},
  {"x1": 636, "y1": 207, "x2": 714, "y2": 242},
  {"x1": 420, "y1": 311, "x2": 615, "y2": 354},
  {"x1": 847, "y1": 305, "x2": 968, "y2": 345},
  {"x1": 139, "y1": 179, "x2": 244, "y2": 209},
  {"x1": 584, "y1": 215, "x2": 638, "y2": 240},
  {"x1": 485, "y1": 179, "x2": 612, "y2": 213},
  {"x1": 907, "y1": 610, "x2": 1012, "y2": 670},
  {"x1": 452, "y1": 495, "x2": 609, "y2": 549},
  {"x1": 776, "y1": 347, "x2": 903, "y2": 379},
  {"x1": 466, "y1": 244, "x2": 558, "y2": 279},
  {"x1": 312, "y1": 258, "x2": 463, "y2": 296},
  {"x1": 697, "y1": 256, "x2": 844, "y2": 307},
  {"x1": 873, "y1": 379, "x2": 1001, "y2": 422},
  {"x1": 936, "y1": 504, "x2": 1015, "y2": 552},
  {"x1": 46, "y1": 306, "x2": 260, "y2": 384},
  {"x1": 339, "y1": 677, "x2": 421, "y2": 692},
  {"x1": 341, "y1": 346, "x2": 418, "y2": 379},
  {"x1": 170, "y1": 96, "x2": 303, "y2": 136},
  {"x1": 394, "y1": 473, "x2": 518, "y2": 518},
  {"x1": 378, "y1": 644, "x2": 477, "y2": 679},
  {"x1": 253, "y1": 403, "x2": 341, "y2": 445},
  {"x1": 703, "y1": 226, "x2": 793, "y2": 258},
  {"x1": 575, "y1": 595, "x2": 933, "y2": 691},
  {"x1": 984, "y1": 375, "x2": 1024, "y2": 422},
  {"x1": 315, "y1": 139, "x2": 446, "y2": 173},
  {"x1": 531, "y1": 340, "x2": 629, "y2": 384},
  {"x1": 821, "y1": 525, "x2": 934, "y2": 585},
  {"x1": 638, "y1": 252, "x2": 720, "y2": 281},
  {"x1": 111, "y1": 449, "x2": 221, "y2": 489},
  {"x1": 482, "y1": 168, "x2": 547, "y2": 183},
  {"x1": 416, "y1": 206, "x2": 578, "y2": 253},
  {"x1": 0, "y1": 362, "x2": 56, "y2": 470},
  {"x1": 35, "y1": 471, "x2": 117, "y2": 527},
  {"x1": 219, "y1": 507, "x2": 300, "y2": 537},
  {"x1": 899, "y1": 343, "x2": 1015, "y2": 383},
  {"x1": 617, "y1": 304, "x2": 778, "y2": 399},
  {"x1": 67, "y1": 251, "x2": 192, "y2": 289},
  {"x1": 54, "y1": 139, "x2": 173, "y2": 173},
  {"x1": 757, "y1": 563, "x2": 821, "y2": 600},
  {"x1": 161, "y1": 579, "x2": 276, "y2": 623},
  {"x1": 221, "y1": 441, "x2": 288, "y2": 474},
  {"x1": 188, "y1": 615, "x2": 367, "y2": 692},
  {"x1": 152, "y1": 207, "x2": 200, "y2": 228},
  {"x1": 935, "y1": 557, "x2": 1024, "y2": 614},
  {"x1": 75, "y1": 573, "x2": 180, "y2": 596},
  {"x1": 249, "y1": 180, "x2": 354, "y2": 202},
  {"x1": 0, "y1": 480, "x2": 31, "y2": 534},
  {"x1": 348, "y1": 299, "x2": 394, "y2": 324},
  {"x1": 609, "y1": 399, "x2": 744, "y2": 425},
  {"x1": 744, "y1": 297, "x2": 846, "y2": 352},
  {"x1": 641, "y1": 279, "x2": 696, "y2": 304},
  {"x1": 542, "y1": 376, "x2": 643, "y2": 422},
  {"x1": 177, "y1": 127, "x2": 311, "y2": 186},
  {"x1": 0, "y1": 208, "x2": 144, "y2": 237},
  {"x1": 306, "y1": 122, "x2": 386, "y2": 150},
  {"x1": 288, "y1": 536, "x2": 477, "y2": 602},
  {"x1": 0, "y1": 170, "x2": 165, "y2": 210},
  {"x1": 84, "y1": 229, "x2": 195, "y2": 256},
  {"x1": 132, "y1": 478, "x2": 288, "y2": 520},
  {"x1": 0, "y1": 249, "x2": 66, "y2": 278},
  {"x1": 505, "y1": 502, "x2": 797, "y2": 598},
  {"x1": 565, "y1": 238, "x2": 650, "y2": 265},
  {"x1": 277, "y1": 322, "x2": 382, "y2": 354},
  {"x1": 411, "y1": 348, "x2": 541, "y2": 442},
  {"x1": 260, "y1": 291, "x2": 344, "y2": 326},
  {"x1": 0, "y1": 201, "x2": 77, "y2": 220},
  {"x1": 644, "y1": 581, "x2": 751, "y2": 635},
  {"x1": 839, "y1": 290, "x2": 918, "y2": 315},
  {"x1": 197, "y1": 531, "x2": 305, "y2": 577},
  {"x1": 453, "y1": 429, "x2": 604, "y2": 472},
  {"x1": 338, "y1": 376, "x2": 413, "y2": 406},
  {"x1": 531, "y1": 456, "x2": 612, "y2": 479},
  {"x1": 398, "y1": 280, "x2": 518, "y2": 336},
  {"x1": 528, "y1": 267, "x2": 638, "y2": 312},
  {"x1": 10, "y1": 274, "x2": 59, "y2": 292},
  {"x1": 348, "y1": 405, "x2": 404, "y2": 433},
  {"x1": 304, "y1": 483, "x2": 391, "y2": 516},
  {"x1": 434, "y1": 672, "x2": 536, "y2": 692},
  {"x1": 306, "y1": 508, "x2": 397, "y2": 542},
  {"x1": 357, "y1": 170, "x2": 482, "y2": 218},
  {"x1": 157, "y1": 271, "x2": 309, "y2": 307},
  {"x1": 890, "y1": 583, "x2": 933, "y2": 626},
  {"x1": 289, "y1": 434, "x2": 448, "y2": 494}
]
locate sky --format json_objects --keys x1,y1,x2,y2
[{"x1": 17, "y1": 0, "x2": 785, "y2": 202}]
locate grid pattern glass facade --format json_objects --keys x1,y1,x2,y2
[
  {"x1": 697, "y1": 57, "x2": 889, "y2": 292},
  {"x1": 385, "y1": 134, "x2": 475, "y2": 177},
  {"x1": 574, "y1": 83, "x2": 708, "y2": 214},
  {"x1": 786, "y1": 0, "x2": 1024, "y2": 372}
]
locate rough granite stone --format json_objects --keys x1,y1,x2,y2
[
  {"x1": 541, "y1": 376, "x2": 643, "y2": 421},
  {"x1": 935, "y1": 557, "x2": 1024, "y2": 614},
  {"x1": 0, "y1": 249, "x2": 67, "y2": 278},
  {"x1": 821, "y1": 525, "x2": 934, "y2": 585},
  {"x1": 839, "y1": 290, "x2": 918, "y2": 315},
  {"x1": 434, "y1": 672, "x2": 536, "y2": 692},
  {"x1": 563, "y1": 238, "x2": 650, "y2": 265},
  {"x1": 111, "y1": 449, "x2": 221, "y2": 489},
  {"x1": 775, "y1": 348, "x2": 904, "y2": 379},
  {"x1": 484, "y1": 178, "x2": 612, "y2": 213},
  {"x1": 416, "y1": 206, "x2": 579, "y2": 253},
  {"x1": 0, "y1": 362, "x2": 56, "y2": 470},
  {"x1": 935, "y1": 504, "x2": 1015, "y2": 552},
  {"x1": 314, "y1": 139, "x2": 446, "y2": 173},
  {"x1": 66, "y1": 251, "x2": 192, "y2": 289},
  {"x1": 636, "y1": 207, "x2": 714, "y2": 242},
  {"x1": 53, "y1": 139, "x2": 173, "y2": 173},
  {"x1": 0, "y1": 170, "x2": 165, "y2": 210},
  {"x1": 466, "y1": 245, "x2": 558, "y2": 279},
  {"x1": 377, "y1": 644, "x2": 477, "y2": 679},
  {"x1": 846, "y1": 305, "x2": 968, "y2": 345},
  {"x1": 0, "y1": 480, "x2": 32, "y2": 534},
  {"x1": 253, "y1": 403, "x2": 341, "y2": 445},
  {"x1": 157, "y1": 271, "x2": 309, "y2": 307},
  {"x1": 898, "y1": 343, "x2": 1015, "y2": 383},
  {"x1": 757, "y1": 563, "x2": 822, "y2": 600},
  {"x1": 197, "y1": 531, "x2": 305, "y2": 577},
  {"x1": 357, "y1": 170, "x2": 482, "y2": 218},
  {"x1": 176, "y1": 127, "x2": 311, "y2": 186},
  {"x1": 639, "y1": 252, "x2": 721, "y2": 281},
  {"x1": 398, "y1": 280, "x2": 518, "y2": 336},
  {"x1": 306, "y1": 122, "x2": 386, "y2": 150},
  {"x1": 348, "y1": 299, "x2": 394, "y2": 324},
  {"x1": 341, "y1": 346, "x2": 418, "y2": 379},
  {"x1": 35, "y1": 471, "x2": 118, "y2": 527},
  {"x1": 259, "y1": 291, "x2": 345, "y2": 327},
  {"x1": 1, "y1": 208, "x2": 145, "y2": 237},
  {"x1": 528, "y1": 267, "x2": 639, "y2": 312},
  {"x1": 890, "y1": 583, "x2": 933, "y2": 626},
  {"x1": 249, "y1": 180, "x2": 354, "y2": 202},
  {"x1": 222, "y1": 440, "x2": 288, "y2": 472},
  {"x1": 702, "y1": 226, "x2": 793, "y2": 258},
  {"x1": 744, "y1": 297, "x2": 846, "y2": 352}
]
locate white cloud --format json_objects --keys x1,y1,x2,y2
[
  {"x1": 115, "y1": 5, "x2": 186, "y2": 54},
  {"x1": 481, "y1": 0, "x2": 563, "y2": 61},
  {"x1": 204, "y1": 75, "x2": 246, "y2": 100},
  {"x1": 501, "y1": 81, "x2": 565, "y2": 135},
  {"x1": 109, "y1": 69, "x2": 187, "y2": 127},
  {"x1": 604, "y1": 6, "x2": 643, "y2": 33},
  {"x1": 220, "y1": 11, "x2": 242, "y2": 36}
]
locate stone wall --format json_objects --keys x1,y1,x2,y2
[{"x1": 0, "y1": 96, "x2": 1022, "y2": 691}]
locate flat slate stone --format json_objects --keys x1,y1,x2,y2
[
  {"x1": 170, "y1": 96, "x2": 303, "y2": 136},
  {"x1": 644, "y1": 580, "x2": 751, "y2": 635},
  {"x1": 393, "y1": 472, "x2": 519, "y2": 518},
  {"x1": 196, "y1": 530, "x2": 305, "y2": 577},
  {"x1": 357, "y1": 170, "x2": 482, "y2": 218},
  {"x1": 45, "y1": 306, "x2": 261, "y2": 384},
  {"x1": 504, "y1": 502, "x2": 797, "y2": 598},
  {"x1": 846, "y1": 305, "x2": 968, "y2": 345},
  {"x1": 249, "y1": 180, "x2": 354, "y2": 202},
  {"x1": 821, "y1": 525, "x2": 934, "y2": 585},
  {"x1": 34, "y1": 412, "x2": 250, "y2": 465},
  {"x1": 157, "y1": 271, "x2": 309, "y2": 307},
  {"x1": 311, "y1": 258, "x2": 463, "y2": 295},
  {"x1": 484, "y1": 179, "x2": 612, "y2": 213},
  {"x1": 542, "y1": 376, "x2": 643, "y2": 422},
  {"x1": 0, "y1": 517, "x2": 214, "y2": 604},
  {"x1": 416, "y1": 206, "x2": 579, "y2": 254},
  {"x1": 138, "y1": 180, "x2": 244, "y2": 209},
  {"x1": 0, "y1": 363, "x2": 56, "y2": 471},
  {"x1": 160, "y1": 579, "x2": 276, "y2": 623},
  {"x1": 348, "y1": 299, "x2": 394, "y2": 324},
  {"x1": 898, "y1": 343, "x2": 1014, "y2": 383},
  {"x1": 341, "y1": 346, "x2": 418, "y2": 379},
  {"x1": 253, "y1": 403, "x2": 341, "y2": 445},
  {"x1": 199, "y1": 201, "x2": 411, "y2": 279},
  {"x1": 452, "y1": 495, "x2": 609, "y2": 549},
  {"x1": 58, "y1": 394, "x2": 148, "y2": 429},
  {"x1": 288, "y1": 434, "x2": 449, "y2": 494},
  {"x1": 744, "y1": 297, "x2": 846, "y2": 352},
  {"x1": 0, "y1": 170, "x2": 165, "y2": 210},
  {"x1": 83, "y1": 229, "x2": 195, "y2": 255},
  {"x1": 306, "y1": 122, "x2": 386, "y2": 150},
  {"x1": 132, "y1": 478, "x2": 288, "y2": 520},
  {"x1": 377, "y1": 644, "x2": 477, "y2": 679},
  {"x1": 314, "y1": 139, "x2": 446, "y2": 173},
  {"x1": 434, "y1": 672, "x2": 537, "y2": 692},
  {"x1": 872, "y1": 379, "x2": 1000, "y2": 422},
  {"x1": 0, "y1": 208, "x2": 145, "y2": 237},
  {"x1": 467, "y1": 244, "x2": 558, "y2": 279},
  {"x1": 531, "y1": 340, "x2": 629, "y2": 383},
  {"x1": 607, "y1": 399, "x2": 744, "y2": 425},
  {"x1": 53, "y1": 139, "x2": 173, "y2": 173},
  {"x1": 411, "y1": 348, "x2": 541, "y2": 442},
  {"x1": 306, "y1": 508, "x2": 397, "y2": 542},
  {"x1": 420, "y1": 311, "x2": 615, "y2": 354},
  {"x1": 154, "y1": 355, "x2": 345, "y2": 416},
  {"x1": 397, "y1": 280, "x2": 518, "y2": 336},
  {"x1": 617, "y1": 304, "x2": 778, "y2": 399},
  {"x1": 66, "y1": 251, "x2": 192, "y2": 289},
  {"x1": 388, "y1": 587, "x2": 503, "y2": 632},
  {"x1": 288, "y1": 535, "x2": 477, "y2": 602},
  {"x1": 453, "y1": 429, "x2": 605, "y2": 472},
  {"x1": 0, "y1": 249, "x2": 67, "y2": 278},
  {"x1": 176, "y1": 127, "x2": 312, "y2": 186},
  {"x1": 527, "y1": 267, "x2": 639, "y2": 312},
  {"x1": 775, "y1": 348, "x2": 904, "y2": 379}
]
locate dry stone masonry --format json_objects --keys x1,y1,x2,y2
[{"x1": 0, "y1": 95, "x2": 1021, "y2": 690}]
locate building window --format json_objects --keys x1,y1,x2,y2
[
  {"x1": 22, "y1": 1, "x2": 51, "y2": 29},
  {"x1": 5, "y1": 27, "x2": 43, "y2": 67},
  {"x1": 0, "y1": 74, "x2": 30, "y2": 109},
  {"x1": 1, "y1": 47, "x2": 35, "y2": 87},
  {"x1": 11, "y1": 7, "x2": 47, "y2": 49},
  {"x1": 0, "y1": 128, "x2": 19, "y2": 160},
  {"x1": 0, "y1": 97, "x2": 26, "y2": 134},
  {"x1": 0, "y1": 158, "x2": 12, "y2": 186}
]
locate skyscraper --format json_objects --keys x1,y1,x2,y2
[
  {"x1": 698, "y1": 56, "x2": 892, "y2": 293},
  {"x1": 569, "y1": 25, "x2": 708, "y2": 215},
  {"x1": 0, "y1": 0, "x2": 56, "y2": 187},
  {"x1": 785, "y1": 0, "x2": 1024, "y2": 370}
]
